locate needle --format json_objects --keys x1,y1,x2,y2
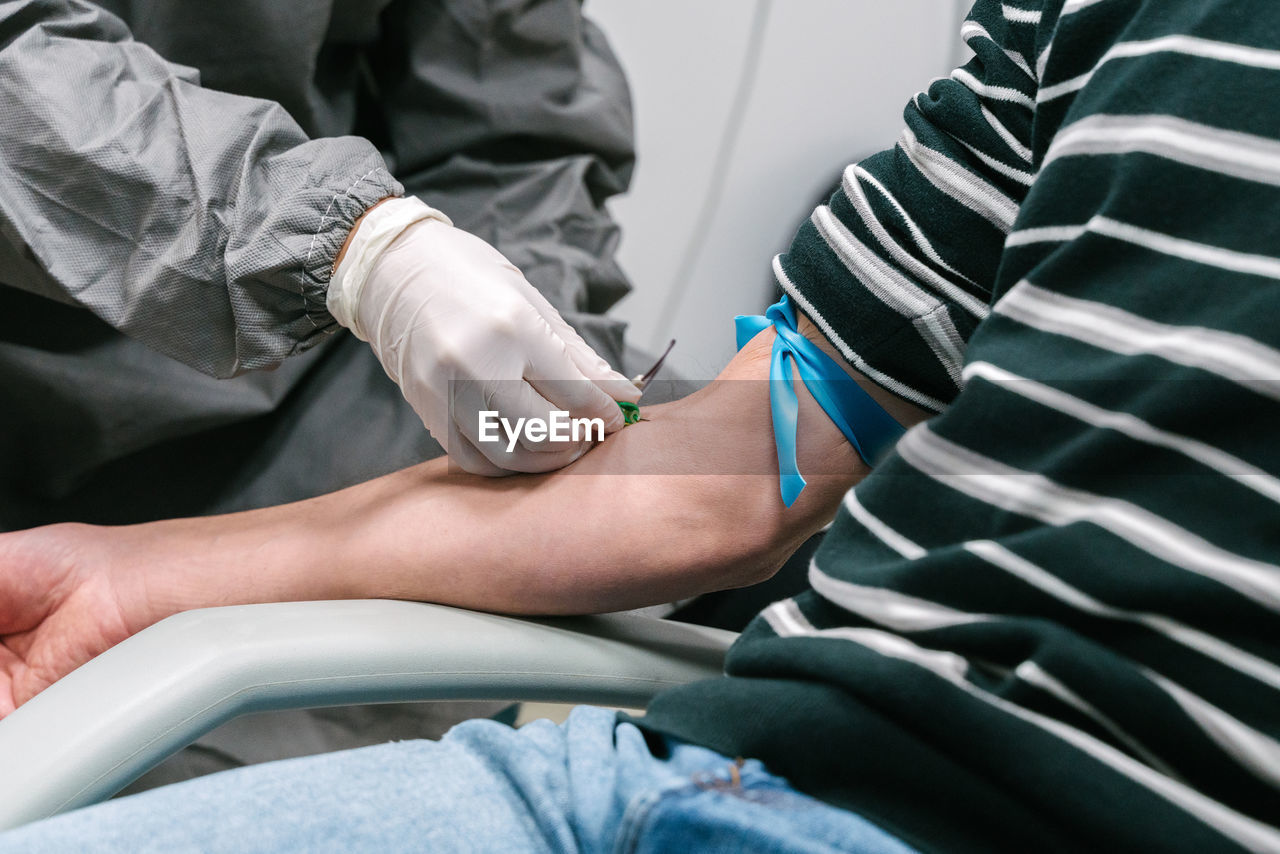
[
  {"x1": 632, "y1": 338, "x2": 677, "y2": 392},
  {"x1": 618, "y1": 338, "x2": 676, "y2": 424}
]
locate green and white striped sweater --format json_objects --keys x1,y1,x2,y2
[{"x1": 643, "y1": 1, "x2": 1280, "y2": 850}]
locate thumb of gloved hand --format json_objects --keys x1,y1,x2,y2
[{"x1": 328, "y1": 196, "x2": 640, "y2": 475}]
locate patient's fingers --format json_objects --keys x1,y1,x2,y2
[{"x1": 0, "y1": 643, "x2": 23, "y2": 718}]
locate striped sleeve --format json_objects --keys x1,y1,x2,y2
[{"x1": 777, "y1": 0, "x2": 1046, "y2": 413}]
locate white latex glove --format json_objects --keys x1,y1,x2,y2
[{"x1": 328, "y1": 196, "x2": 641, "y2": 475}]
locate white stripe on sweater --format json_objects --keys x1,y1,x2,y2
[
  {"x1": 1013, "y1": 661, "x2": 1181, "y2": 777},
  {"x1": 1151, "y1": 671, "x2": 1280, "y2": 792},
  {"x1": 966, "y1": 540, "x2": 1280, "y2": 692},
  {"x1": 1039, "y1": 36, "x2": 1280, "y2": 103},
  {"x1": 1006, "y1": 216, "x2": 1280, "y2": 281},
  {"x1": 959, "y1": 138, "x2": 1038, "y2": 186},
  {"x1": 809, "y1": 566, "x2": 984, "y2": 632},
  {"x1": 851, "y1": 166, "x2": 983, "y2": 288},
  {"x1": 1060, "y1": 0, "x2": 1111, "y2": 16},
  {"x1": 763, "y1": 597, "x2": 820, "y2": 640},
  {"x1": 813, "y1": 561, "x2": 1280, "y2": 789},
  {"x1": 1036, "y1": 43, "x2": 1053, "y2": 82},
  {"x1": 831, "y1": 498, "x2": 1280, "y2": 691},
  {"x1": 1044, "y1": 114, "x2": 1280, "y2": 188},
  {"x1": 914, "y1": 310, "x2": 967, "y2": 388},
  {"x1": 899, "y1": 128, "x2": 1020, "y2": 232},
  {"x1": 897, "y1": 425, "x2": 1280, "y2": 612},
  {"x1": 994, "y1": 282, "x2": 1280, "y2": 402},
  {"x1": 981, "y1": 104, "x2": 1034, "y2": 163},
  {"x1": 1005, "y1": 224, "x2": 1086, "y2": 246},
  {"x1": 1089, "y1": 217, "x2": 1280, "y2": 279},
  {"x1": 961, "y1": 20, "x2": 1035, "y2": 79},
  {"x1": 951, "y1": 67, "x2": 1036, "y2": 109},
  {"x1": 761, "y1": 601, "x2": 1280, "y2": 851},
  {"x1": 964, "y1": 361, "x2": 1280, "y2": 505},
  {"x1": 842, "y1": 491, "x2": 927, "y2": 559},
  {"x1": 811, "y1": 206, "x2": 966, "y2": 386},
  {"x1": 1002, "y1": 4, "x2": 1042, "y2": 24},
  {"x1": 812, "y1": 206, "x2": 942, "y2": 317},
  {"x1": 841, "y1": 167, "x2": 990, "y2": 317}
]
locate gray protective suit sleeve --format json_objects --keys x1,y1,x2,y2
[
  {"x1": 0, "y1": 0, "x2": 402, "y2": 377},
  {"x1": 369, "y1": 0, "x2": 636, "y2": 341}
]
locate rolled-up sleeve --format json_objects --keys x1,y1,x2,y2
[
  {"x1": 777, "y1": 0, "x2": 1044, "y2": 413},
  {"x1": 0, "y1": 0, "x2": 402, "y2": 377}
]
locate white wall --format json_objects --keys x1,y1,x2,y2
[{"x1": 589, "y1": 0, "x2": 966, "y2": 378}]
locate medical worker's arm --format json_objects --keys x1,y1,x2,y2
[
  {"x1": 325, "y1": 0, "x2": 646, "y2": 474},
  {"x1": 0, "y1": 319, "x2": 927, "y2": 717},
  {"x1": 0, "y1": 0, "x2": 636, "y2": 473},
  {"x1": 0, "y1": 0, "x2": 400, "y2": 377}
]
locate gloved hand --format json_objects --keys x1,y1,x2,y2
[{"x1": 328, "y1": 196, "x2": 641, "y2": 475}]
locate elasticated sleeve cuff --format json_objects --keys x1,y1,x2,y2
[
  {"x1": 223, "y1": 140, "x2": 404, "y2": 374},
  {"x1": 299, "y1": 165, "x2": 404, "y2": 333}
]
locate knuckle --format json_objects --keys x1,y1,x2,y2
[
  {"x1": 489, "y1": 304, "x2": 527, "y2": 339},
  {"x1": 431, "y1": 336, "x2": 467, "y2": 372}
]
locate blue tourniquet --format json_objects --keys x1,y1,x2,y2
[{"x1": 735, "y1": 296, "x2": 905, "y2": 506}]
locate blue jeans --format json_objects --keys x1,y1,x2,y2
[{"x1": 0, "y1": 706, "x2": 914, "y2": 853}]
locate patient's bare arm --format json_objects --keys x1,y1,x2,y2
[{"x1": 0, "y1": 318, "x2": 928, "y2": 715}]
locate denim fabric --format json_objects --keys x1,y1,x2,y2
[{"x1": 0, "y1": 706, "x2": 915, "y2": 853}]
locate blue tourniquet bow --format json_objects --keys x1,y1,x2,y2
[{"x1": 735, "y1": 296, "x2": 905, "y2": 507}]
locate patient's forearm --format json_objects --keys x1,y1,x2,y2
[
  {"x1": 154, "y1": 461, "x2": 767, "y2": 616},
  {"x1": 127, "y1": 412, "x2": 838, "y2": 618},
  {"x1": 0, "y1": 315, "x2": 930, "y2": 716},
  {"x1": 113, "y1": 321, "x2": 919, "y2": 621}
]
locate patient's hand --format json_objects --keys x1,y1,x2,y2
[
  {"x1": 0, "y1": 320, "x2": 926, "y2": 716},
  {"x1": 0, "y1": 525, "x2": 144, "y2": 715}
]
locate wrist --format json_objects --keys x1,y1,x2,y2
[
  {"x1": 332, "y1": 196, "x2": 396, "y2": 274},
  {"x1": 111, "y1": 504, "x2": 355, "y2": 624},
  {"x1": 327, "y1": 196, "x2": 453, "y2": 339}
]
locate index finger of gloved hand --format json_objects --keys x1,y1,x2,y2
[
  {"x1": 450, "y1": 378, "x2": 595, "y2": 472},
  {"x1": 519, "y1": 320, "x2": 630, "y2": 434},
  {"x1": 518, "y1": 283, "x2": 642, "y2": 405}
]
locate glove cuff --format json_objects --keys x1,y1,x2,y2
[{"x1": 328, "y1": 196, "x2": 453, "y2": 340}]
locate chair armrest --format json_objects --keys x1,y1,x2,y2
[{"x1": 0, "y1": 600, "x2": 736, "y2": 831}]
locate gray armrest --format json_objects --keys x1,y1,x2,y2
[{"x1": 0, "y1": 600, "x2": 735, "y2": 831}]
